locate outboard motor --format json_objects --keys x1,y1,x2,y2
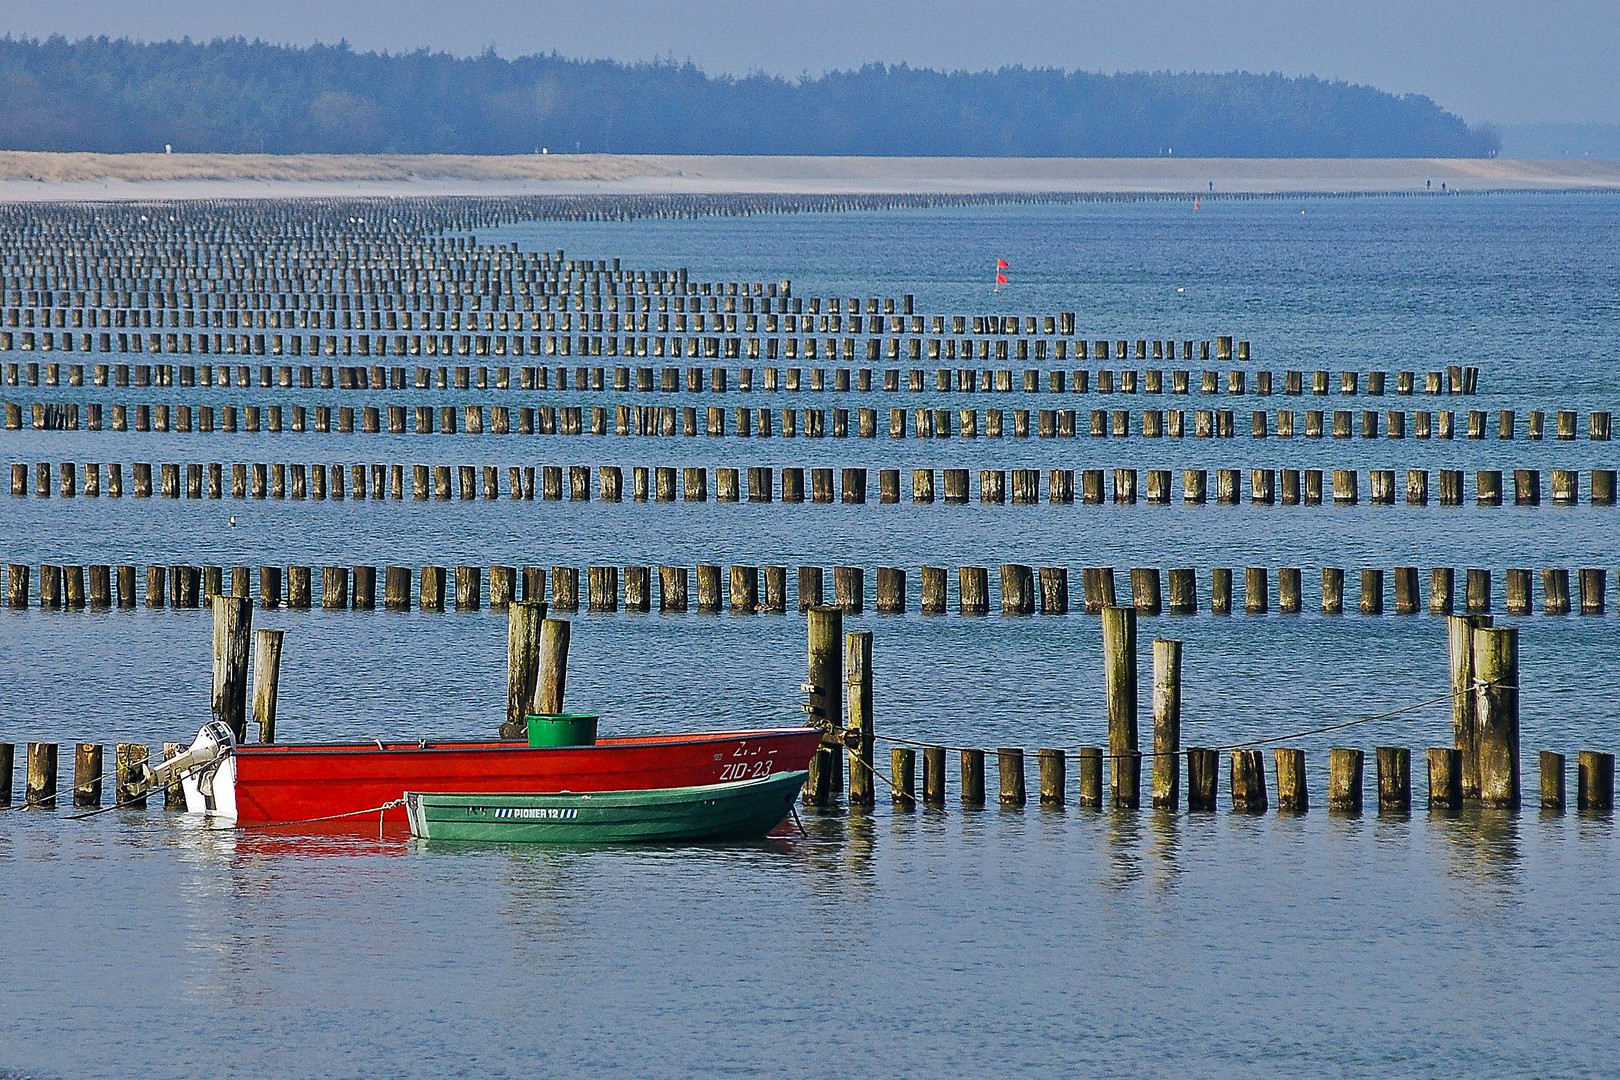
[{"x1": 141, "y1": 722, "x2": 238, "y2": 821}]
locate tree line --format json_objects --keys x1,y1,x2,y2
[{"x1": 0, "y1": 36, "x2": 1500, "y2": 157}]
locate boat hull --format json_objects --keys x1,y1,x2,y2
[
  {"x1": 230, "y1": 728, "x2": 824, "y2": 826},
  {"x1": 404, "y1": 771, "x2": 810, "y2": 844}
]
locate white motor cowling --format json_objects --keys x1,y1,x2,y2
[{"x1": 143, "y1": 722, "x2": 238, "y2": 821}]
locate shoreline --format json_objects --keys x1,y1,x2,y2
[{"x1": 0, "y1": 153, "x2": 1616, "y2": 202}]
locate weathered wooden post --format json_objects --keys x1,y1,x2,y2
[
  {"x1": 502, "y1": 600, "x2": 546, "y2": 739},
  {"x1": 1102, "y1": 606, "x2": 1140, "y2": 808},
  {"x1": 115, "y1": 743, "x2": 148, "y2": 808},
  {"x1": 457, "y1": 565, "x2": 483, "y2": 612},
  {"x1": 961, "y1": 749, "x2": 987, "y2": 806},
  {"x1": 1275, "y1": 748, "x2": 1308, "y2": 811},
  {"x1": 73, "y1": 744, "x2": 103, "y2": 808},
  {"x1": 998, "y1": 748, "x2": 1026, "y2": 807},
  {"x1": 658, "y1": 566, "x2": 689, "y2": 613},
  {"x1": 1167, "y1": 568, "x2": 1197, "y2": 614},
  {"x1": 532, "y1": 618, "x2": 571, "y2": 715},
  {"x1": 923, "y1": 746, "x2": 947, "y2": 806},
  {"x1": 624, "y1": 566, "x2": 651, "y2": 613},
  {"x1": 1577, "y1": 751, "x2": 1614, "y2": 812},
  {"x1": 1075, "y1": 747, "x2": 1103, "y2": 808},
  {"x1": 1393, "y1": 567, "x2": 1419, "y2": 614},
  {"x1": 1037, "y1": 748, "x2": 1065, "y2": 806},
  {"x1": 1471, "y1": 623, "x2": 1520, "y2": 808},
  {"x1": 26, "y1": 742, "x2": 57, "y2": 808},
  {"x1": 383, "y1": 566, "x2": 410, "y2": 610},
  {"x1": 211, "y1": 595, "x2": 252, "y2": 741},
  {"x1": 1430, "y1": 567, "x2": 1455, "y2": 615},
  {"x1": 1328, "y1": 748, "x2": 1364, "y2": 813},
  {"x1": 833, "y1": 566, "x2": 864, "y2": 614},
  {"x1": 804, "y1": 606, "x2": 843, "y2": 806},
  {"x1": 1229, "y1": 750, "x2": 1267, "y2": 812},
  {"x1": 419, "y1": 565, "x2": 446, "y2": 612},
  {"x1": 1186, "y1": 748, "x2": 1218, "y2": 811},
  {"x1": 846, "y1": 630, "x2": 874, "y2": 808},
  {"x1": 1448, "y1": 613, "x2": 1492, "y2": 799},
  {"x1": 1376, "y1": 747, "x2": 1411, "y2": 812},
  {"x1": 1428, "y1": 747, "x2": 1463, "y2": 810},
  {"x1": 1001, "y1": 564, "x2": 1035, "y2": 614},
  {"x1": 7, "y1": 564, "x2": 30, "y2": 609},
  {"x1": 1543, "y1": 569, "x2": 1571, "y2": 615},
  {"x1": 251, "y1": 628, "x2": 284, "y2": 743},
  {"x1": 959, "y1": 566, "x2": 989, "y2": 614},
  {"x1": 1151, "y1": 638, "x2": 1181, "y2": 809},
  {"x1": 891, "y1": 748, "x2": 916, "y2": 809},
  {"x1": 876, "y1": 567, "x2": 906, "y2": 614},
  {"x1": 1540, "y1": 751, "x2": 1566, "y2": 811}
]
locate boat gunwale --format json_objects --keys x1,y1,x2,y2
[
  {"x1": 405, "y1": 770, "x2": 811, "y2": 807},
  {"x1": 234, "y1": 726, "x2": 819, "y2": 757}
]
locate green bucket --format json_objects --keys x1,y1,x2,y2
[{"x1": 526, "y1": 713, "x2": 599, "y2": 747}]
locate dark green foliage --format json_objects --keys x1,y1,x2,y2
[{"x1": 0, "y1": 36, "x2": 1499, "y2": 157}]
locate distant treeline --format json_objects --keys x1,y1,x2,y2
[{"x1": 0, "y1": 36, "x2": 1499, "y2": 158}]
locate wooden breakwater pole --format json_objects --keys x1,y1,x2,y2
[
  {"x1": 1428, "y1": 747, "x2": 1463, "y2": 810},
  {"x1": 1101, "y1": 606, "x2": 1140, "y2": 808},
  {"x1": 73, "y1": 743, "x2": 103, "y2": 808},
  {"x1": 1448, "y1": 613, "x2": 1492, "y2": 799},
  {"x1": 804, "y1": 605, "x2": 843, "y2": 806},
  {"x1": 26, "y1": 742, "x2": 57, "y2": 809},
  {"x1": 1275, "y1": 748, "x2": 1308, "y2": 812},
  {"x1": 502, "y1": 599, "x2": 548, "y2": 738},
  {"x1": 211, "y1": 595, "x2": 252, "y2": 741},
  {"x1": 251, "y1": 628, "x2": 284, "y2": 743},
  {"x1": 534, "y1": 618, "x2": 571, "y2": 718},
  {"x1": 1151, "y1": 638, "x2": 1181, "y2": 809},
  {"x1": 1472, "y1": 624, "x2": 1520, "y2": 808},
  {"x1": 846, "y1": 630, "x2": 875, "y2": 808},
  {"x1": 1578, "y1": 752, "x2": 1615, "y2": 812}
]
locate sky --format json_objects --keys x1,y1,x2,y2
[{"x1": 0, "y1": 0, "x2": 1614, "y2": 125}]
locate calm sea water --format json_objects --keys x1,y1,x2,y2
[{"x1": 2, "y1": 192, "x2": 1619, "y2": 1078}]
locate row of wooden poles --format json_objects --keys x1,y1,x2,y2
[
  {"x1": 7, "y1": 600, "x2": 1611, "y2": 817},
  {"x1": 3, "y1": 359, "x2": 1481, "y2": 399},
  {"x1": 1, "y1": 323, "x2": 1247, "y2": 357},
  {"x1": 3, "y1": 316, "x2": 1268, "y2": 366},
  {"x1": 8, "y1": 562, "x2": 1620, "y2": 618},
  {"x1": 797, "y1": 606, "x2": 1614, "y2": 814},
  {"x1": 17, "y1": 401, "x2": 1591, "y2": 444},
  {"x1": 11, "y1": 460, "x2": 1620, "y2": 508}
]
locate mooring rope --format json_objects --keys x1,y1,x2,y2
[
  {"x1": 251, "y1": 799, "x2": 406, "y2": 835},
  {"x1": 64, "y1": 786, "x2": 169, "y2": 820},
  {"x1": 6, "y1": 765, "x2": 111, "y2": 813}
]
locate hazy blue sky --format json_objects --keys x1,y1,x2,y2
[{"x1": 1, "y1": 1, "x2": 1613, "y2": 125}]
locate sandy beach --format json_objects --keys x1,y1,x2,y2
[{"x1": 0, "y1": 152, "x2": 1615, "y2": 201}]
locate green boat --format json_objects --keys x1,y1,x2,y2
[{"x1": 403, "y1": 770, "x2": 810, "y2": 844}]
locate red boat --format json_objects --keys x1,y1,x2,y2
[{"x1": 158, "y1": 725, "x2": 825, "y2": 827}]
